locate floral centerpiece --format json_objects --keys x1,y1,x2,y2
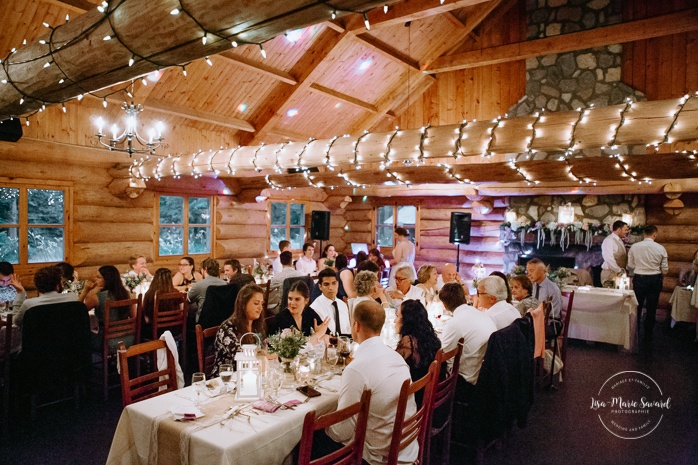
[
  {"x1": 508, "y1": 265, "x2": 525, "y2": 278},
  {"x1": 323, "y1": 258, "x2": 335, "y2": 269},
  {"x1": 122, "y1": 273, "x2": 146, "y2": 293},
  {"x1": 549, "y1": 267, "x2": 572, "y2": 290},
  {"x1": 266, "y1": 328, "x2": 308, "y2": 372}
]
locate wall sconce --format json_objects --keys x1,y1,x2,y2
[{"x1": 557, "y1": 203, "x2": 575, "y2": 224}]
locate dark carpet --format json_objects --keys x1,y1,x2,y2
[{"x1": 0, "y1": 321, "x2": 696, "y2": 465}]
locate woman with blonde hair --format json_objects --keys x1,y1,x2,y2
[{"x1": 416, "y1": 264, "x2": 438, "y2": 304}]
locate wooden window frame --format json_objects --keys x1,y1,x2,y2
[
  {"x1": 268, "y1": 200, "x2": 307, "y2": 252},
  {"x1": 373, "y1": 203, "x2": 419, "y2": 252},
  {"x1": 156, "y1": 194, "x2": 214, "y2": 259}
]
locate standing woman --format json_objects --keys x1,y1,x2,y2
[
  {"x1": 212, "y1": 283, "x2": 266, "y2": 376},
  {"x1": 392, "y1": 227, "x2": 416, "y2": 266},
  {"x1": 395, "y1": 299, "x2": 441, "y2": 406},
  {"x1": 318, "y1": 244, "x2": 338, "y2": 272},
  {"x1": 172, "y1": 256, "x2": 203, "y2": 292},
  {"x1": 269, "y1": 280, "x2": 330, "y2": 345}
]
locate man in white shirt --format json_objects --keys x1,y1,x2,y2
[
  {"x1": 188, "y1": 258, "x2": 226, "y2": 321},
  {"x1": 268, "y1": 251, "x2": 304, "y2": 313},
  {"x1": 272, "y1": 240, "x2": 291, "y2": 275},
  {"x1": 477, "y1": 276, "x2": 520, "y2": 330},
  {"x1": 435, "y1": 263, "x2": 464, "y2": 291},
  {"x1": 327, "y1": 300, "x2": 417, "y2": 465},
  {"x1": 310, "y1": 268, "x2": 351, "y2": 336},
  {"x1": 385, "y1": 263, "x2": 426, "y2": 307},
  {"x1": 14, "y1": 266, "x2": 78, "y2": 328},
  {"x1": 438, "y1": 282, "x2": 496, "y2": 402},
  {"x1": 601, "y1": 220, "x2": 629, "y2": 284},
  {"x1": 295, "y1": 242, "x2": 318, "y2": 275},
  {"x1": 628, "y1": 225, "x2": 668, "y2": 349}
]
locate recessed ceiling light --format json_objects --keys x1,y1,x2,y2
[
  {"x1": 287, "y1": 108, "x2": 299, "y2": 117},
  {"x1": 335, "y1": 102, "x2": 342, "y2": 109},
  {"x1": 238, "y1": 103, "x2": 247, "y2": 112},
  {"x1": 358, "y1": 59, "x2": 372, "y2": 71},
  {"x1": 285, "y1": 29, "x2": 304, "y2": 43}
]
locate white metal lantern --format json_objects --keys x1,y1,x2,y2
[
  {"x1": 615, "y1": 274, "x2": 631, "y2": 291},
  {"x1": 234, "y1": 333, "x2": 263, "y2": 401},
  {"x1": 558, "y1": 203, "x2": 575, "y2": 224}
]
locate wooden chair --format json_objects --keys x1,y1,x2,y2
[
  {"x1": 298, "y1": 389, "x2": 371, "y2": 465},
  {"x1": 118, "y1": 339, "x2": 178, "y2": 407},
  {"x1": 152, "y1": 291, "x2": 187, "y2": 371},
  {"x1": 557, "y1": 291, "x2": 575, "y2": 380},
  {"x1": 261, "y1": 280, "x2": 272, "y2": 317},
  {"x1": 425, "y1": 339, "x2": 464, "y2": 465},
  {"x1": 98, "y1": 297, "x2": 140, "y2": 401},
  {"x1": 1, "y1": 313, "x2": 13, "y2": 433},
  {"x1": 387, "y1": 360, "x2": 438, "y2": 465},
  {"x1": 195, "y1": 324, "x2": 219, "y2": 377}
]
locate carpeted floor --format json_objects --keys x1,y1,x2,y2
[{"x1": 0, "y1": 320, "x2": 696, "y2": 465}]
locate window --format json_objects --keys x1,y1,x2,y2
[
  {"x1": 376, "y1": 205, "x2": 417, "y2": 247},
  {"x1": 158, "y1": 195, "x2": 211, "y2": 256},
  {"x1": 270, "y1": 202, "x2": 305, "y2": 250},
  {"x1": 0, "y1": 186, "x2": 67, "y2": 264}
]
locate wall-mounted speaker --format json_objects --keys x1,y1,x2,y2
[
  {"x1": 0, "y1": 118, "x2": 22, "y2": 142},
  {"x1": 449, "y1": 212, "x2": 471, "y2": 244},
  {"x1": 310, "y1": 210, "x2": 330, "y2": 240}
]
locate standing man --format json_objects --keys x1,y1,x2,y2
[
  {"x1": 188, "y1": 258, "x2": 226, "y2": 322},
  {"x1": 526, "y1": 258, "x2": 563, "y2": 336},
  {"x1": 272, "y1": 240, "x2": 291, "y2": 275},
  {"x1": 310, "y1": 268, "x2": 351, "y2": 336},
  {"x1": 601, "y1": 220, "x2": 629, "y2": 285},
  {"x1": 628, "y1": 225, "x2": 668, "y2": 349},
  {"x1": 295, "y1": 242, "x2": 318, "y2": 275}
]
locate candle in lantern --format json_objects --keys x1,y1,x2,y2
[{"x1": 240, "y1": 371, "x2": 257, "y2": 396}]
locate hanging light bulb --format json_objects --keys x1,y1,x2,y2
[
  {"x1": 259, "y1": 44, "x2": 266, "y2": 59},
  {"x1": 170, "y1": 8, "x2": 180, "y2": 15},
  {"x1": 231, "y1": 40, "x2": 238, "y2": 47},
  {"x1": 103, "y1": 98, "x2": 107, "y2": 108},
  {"x1": 182, "y1": 66, "x2": 187, "y2": 76},
  {"x1": 103, "y1": 35, "x2": 112, "y2": 41},
  {"x1": 128, "y1": 55, "x2": 135, "y2": 66},
  {"x1": 62, "y1": 103, "x2": 66, "y2": 113},
  {"x1": 205, "y1": 56, "x2": 213, "y2": 66},
  {"x1": 331, "y1": 10, "x2": 337, "y2": 19},
  {"x1": 363, "y1": 13, "x2": 370, "y2": 30},
  {"x1": 384, "y1": 4, "x2": 388, "y2": 13},
  {"x1": 202, "y1": 35, "x2": 207, "y2": 45},
  {"x1": 77, "y1": 94, "x2": 83, "y2": 101},
  {"x1": 19, "y1": 98, "x2": 24, "y2": 105}
]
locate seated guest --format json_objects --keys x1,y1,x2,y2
[
  {"x1": 212, "y1": 283, "x2": 266, "y2": 376},
  {"x1": 310, "y1": 268, "x2": 351, "y2": 336},
  {"x1": 272, "y1": 240, "x2": 292, "y2": 275},
  {"x1": 268, "y1": 251, "x2": 305, "y2": 313},
  {"x1": 188, "y1": 257, "x2": 226, "y2": 322},
  {"x1": 142, "y1": 268, "x2": 179, "y2": 328},
  {"x1": 223, "y1": 259, "x2": 253, "y2": 288},
  {"x1": 477, "y1": 276, "x2": 520, "y2": 330},
  {"x1": 435, "y1": 263, "x2": 463, "y2": 291},
  {"x1": 510, "y1": 275, "x2": 539, "y2": 316},
  {"x1": 354, "y1": 250, "x2": 368, "y2": 269},
  {"x1": 296, "y1": 242, "x2": 318, "y2": 275},
  {"x1": 395, "y1": 299, "x2": 441, "y2": 407},
  {"x1": 172, "y1": 256, "x2": 202, "y2": 292},
  {"x1": 356, "y1": 258, "x2": 381, "y2": 274},
  {"x1": 368, "y1": 248, "x2": 386, "y2": 271},
  {"x1": 0, "y1": 261, "x2": 25, "y2": 312},
  {"x1": 326, "y1": 300, "x2": 417, "y2": 465},
  {"x1": 55, "y1": 261, "x2": 80, "y2": 292},
  {"x1": 489, "y1": 271, "x2": 513, "y2": 303},
  {"x1": 349, "y1": 270, "x2": 388, "y2": 316},
  {"x1": 416, "y1": 264, "x2": 439, "y2": 304},
  {"x1": 386, "y1": 263, "x2": 426, "y2": 307},
  {"x1": 15, "y1": 266, "x2": 78, "y2": 327},
  {"x1": 269, "y1": 281, "x2": 330, "y2": 344},
  {"x1": 438, "y1": 283, "x2": 496, "y2": 401},
  {"x1": 526, "y1": 258, "x2": 563, "y2": 331},
  {"x1": 81, "y1": 265, "x2": 134, "y2": 348},
  {"x1": 126, "y1": 254, "x2": 153, "y2": 279},
  {"x1": 318, "y1": 243, "x2": 338, "y2": 272},
  {"x1": 336, "y1": 254, "x2": 356, "y2": 299}
]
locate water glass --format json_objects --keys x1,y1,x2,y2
[
  {"x1": 219, "y1": 364, "x2": 233, "y2": 392},
  {"x1": 267, "y1": 368, "x2": 284, "y2": 397},
  {"x1": 326, "y1": 346, "x2": 339, "y2": 373},
  {"x1": 191, "y1": 372, "x2": 206, "y2": 406}
]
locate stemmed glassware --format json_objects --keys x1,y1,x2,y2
[
  {"x1": 267, "y1": 368, "x2": 284, "y2": 398},
  {"x1": 338, "y1": 336, "x2": 351, "y2": 368},
  {"x1": 219, "y1": 364, "x2": 233, "y2": 393},
  {"x1": 326, "y1": 345, "x2": 339, "y2": 374},
  {"x1": 191, "y1": 372, "x2": 206, "y2": 407}
]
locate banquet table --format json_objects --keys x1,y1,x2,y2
[
  {"x1": 563, "y1": 286, "x2": 638, "y2": 352},
  {"x1": 106, "y1": 375, "x2": 341, "y2": 465},
  {"x1": 668, "y1": 286, "x2": 698, "y2": 324}
]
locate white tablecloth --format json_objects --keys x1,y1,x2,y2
[
  {"x1": 563, "y1": 286, "x2": 638, "y2": 352},
  {"x1": 669, "y1": 287, "x2": 698, "y2": 323},
  {"x1": 107, "y1": 376, "x2": 340, "y2": 465}
]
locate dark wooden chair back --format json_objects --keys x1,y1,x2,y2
[
  {"x1": 100, "y1": 297, "x2": 140, "y2": 400},
  {"x1": 118, "y1": 339, "x2": 178, "y2": 406},
  {"x1": 387, "y1": 360, "x2": 438, "y2": 465},
  {"x1": 558, "y1": 291, "x2": 575, "y2": 378},
  {"x1": 199, "y1": 284, "x2": 240, "y2": 330},
  {"x1": 195, "y1": 324, "x2": 219, "y2": 377},
  {"x1": 261, "y1": 280, "x2": 271, "y2": 316},
  {"x1": 298, "y1": 389, "x2": 372, "y2": 465},
  {"x1": 1, "y1": 313, "x2": 13, "y2": 432},
  {"x1": 425, "y1": 339, "x2": 463, "y2": 465},
  {"x1": 281, "y1": 276, "x2": 315, "y2": 310}
]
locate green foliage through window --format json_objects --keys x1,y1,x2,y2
[
  {"x1": 270, "y1": 202, "x2": 305, "y2": 250},
  {"x1": 158, "y1": 196, "x2": 211, "y2": 256}
]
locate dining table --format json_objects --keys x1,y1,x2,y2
[
  {"x1": 563, "y1": 285, "x2": 638, "y2": 352},
  {"x1": 106, "y1": 374, "x2": 341, "y2": 465},
  {"x1": 668, "y1": 286, "x2": 698, "y2": 325}
]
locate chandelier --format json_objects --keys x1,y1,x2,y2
[{"x1": 95, "y1": 102, "x2": 164, "y2": 157}]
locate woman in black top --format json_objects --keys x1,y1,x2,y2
[{"x1": 270, "y1": 281, "x2": 330, "y2": 345}]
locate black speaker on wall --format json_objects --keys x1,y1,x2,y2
[
  {"x1": 0, "y1": 118, "x2": 22, "y2": 142},
  {"x1": 449, "y1": 212, "x2": 472, "y2": 244},
  {"x1": 310, "y1": 211, "x2": 331, "y2": 240}
]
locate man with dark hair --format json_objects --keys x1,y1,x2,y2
[
  {"x1": 188, "y1": 257, "x2": 226, "y2": 321},
  {"x1": 268, "y1": 251, "x2": 304, "y2": 313},
  {"x1": 439, "y1": 282, "x2": 496, "y2": 400},
  {"x1": 628, "y1": 225, "x2": 668, "y2": 349},
  {"x1": 526, "y1": 258, "x2": 563, "y2": 320},
  {"x1": 15, "y1": 266, "x2": 77, "y2": 327},
  {"x1": 0, "y1": 261, "x2": 25, "y2": 313},
  {"x1": 326, "y1": 300, "x2": 417, "y2": 465},
  {"x1": 310, "y1": 268, "x2": 350, "y2": 335},
  {"x1": 272, "y1": 240, "x2": 292, "y2": 275},
  {"x1": 223, "y1": 258, "x2": 253, "y2": 289},
  {"x1": 601, "y1": 220, "x2": 629, "y2": 284},
  {"x1": 295, "y1": 242, "x2": 317, "y2": 275}
]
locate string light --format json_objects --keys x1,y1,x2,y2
[
  {"x1": 418, "y1": 124, "x2": 430, "y2": 164},
  {"x1": 453, "y1": 119, "x2": 469, "y2": 159},
  {"x1": 252, "y1": 143, "x2": 265, "y2": 172},
  {"x1": 353, "y1": 131, "x2": 369, "y2": 167},
  {"x1": 227, "y1": 145, "x2": 242, "y2": 175},
  {"x1": 565, "y1": 108, "x2": 585, "y2": 157},
  {"x1": 662, "y1": 94, "x2": 692, "y2": 144},
  {"x1": 383, "y1": 127, "x2": 400, "y2": 168},
  {"x1": 609, "y1": 100, "x2": 632, "y2": 148},
  {"x1": 191, "y1": 150, "x2": 203, "y2": 178},
  {"x1": 482, "y1": 117, "x2": 501, "y2": 158},
  {"x1": 363, "y1": 13, "x2": 371, "y2": 30},
  {"x1": 297, "y1": 139, "x2": 315, "y2": 169},
  {"x1": 259, "y1": 44, "x2": 266, "y2": 59}
]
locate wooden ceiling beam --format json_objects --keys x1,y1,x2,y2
[
  {"x1": 267, "y1": 128, "x2": 311, "y2": 142},
  {"x1": 144, "y1": 98, "x2": 255, "y2": 132},
  {"x1": 353, "y1": 34, "x2": 423, "y2": 72},
  {"x1": 426, "y1": 7, "x2": 698, "y2": 73},
  {"x1": 38, "y1": 0, "x2": 96, "y2": 13},
  {"x1": 308, "y1": 83, "x2": 378, "y2": 113},
  {"x1": 343, "y1": 0, "x2": 492, "y2": 33},
  {"x1": 217, "y1": 52, "x2": 298, "y2": 85}
]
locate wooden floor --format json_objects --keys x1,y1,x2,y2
[{"x1": 0, "y1": 320, "x2": 696, "y2": 465}]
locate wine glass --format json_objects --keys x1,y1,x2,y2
[
  {"x1": 326, "y1": 345, "x2": 339, "y2": 374},
  {"x1": 267, "y1": 368, "x2": 284, "y2": 399},
  {"x1": 219, "y1": 364, "x2": 233, "y2": 393},
  {"x1": 338, "y1": 336, "x2": 351, "y2": 369},
  {"x1": 191, "y1": 372, "x2": 206, "y2": 407}
]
